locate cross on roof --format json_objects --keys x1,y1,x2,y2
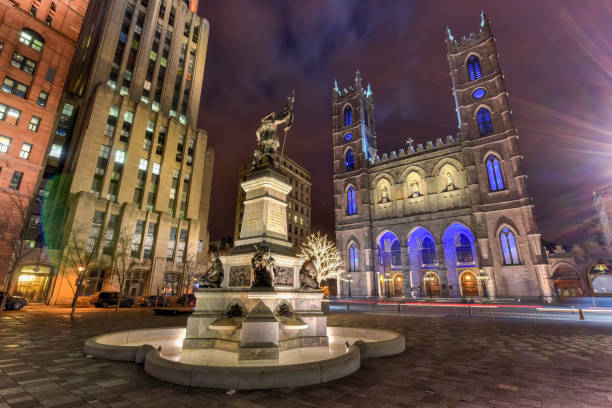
[{"x1": 406, "y1": 138, "x2": 414, "y2": 149}]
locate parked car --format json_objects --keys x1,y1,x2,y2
[
  {"x1": 175, "y1": 294, "x2": 196, "y2": 307},
  {"x1": 92, "y1": 291, "x2": 134, "y2": 308},
  {"x1": 0, "y1": 291, "x2": 28, "y2": 310},
  {"x1": 140, "y1": 295, "x2": 173, "y2": 307}
]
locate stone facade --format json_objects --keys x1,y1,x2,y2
[{"x1": 333, "y1": 14, "x2": 553, "y2": 301}]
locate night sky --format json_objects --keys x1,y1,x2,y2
[{"x1": 196, "y1": 0, "x2": 612, "y2": 244}]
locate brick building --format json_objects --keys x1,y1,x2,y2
[
  {"x1": 333, "y1": 13, "x2": 554, "y2": 301},
  {"x1": 234, "y1": 155, "x2": 311, "y2": 252},
  {"x1": 0, "y1": 0, "x2": 89, "y2": 295},
  {"x1": 15, "y1": 0, "x2": 214, "y2": 305}
]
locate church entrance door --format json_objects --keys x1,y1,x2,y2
[
  {"x1": 392, "y1": 273, "x2": 404, "y2": 297},
  {"x1": 423, "y1": 272, "x2": 440, "y2": 297},
  {"x1": 460, "y1": 271, "x2": 479, "y2": 296}
]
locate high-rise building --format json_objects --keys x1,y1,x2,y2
[
  {"x1": 0, "y1": 0, "x2": 89, "y2": 295},
  {"x1": 18, "y1": 0, "x2": 213, "y2": 305},
  {"x1": 234, "y1": 155, "x2": 311, "y2": 251},
  {"x1": 332, "y1": 13, "x2": 553, "y2": 300}
]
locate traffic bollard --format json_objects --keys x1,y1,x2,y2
[
  {"x1": 397, "y1": 303, "x2": 401, "y2": 314},
  {"x1": 578, "y1": 308, "x2": 584, "y2": 320},
  {"x1": 346, "y1": 302, "x2": 349, "y2": 311},
  {"x1": 468, "y1": 305, "x2": 472, "y2": 316}
]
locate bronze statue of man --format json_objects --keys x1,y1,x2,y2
[{"x1": 253, "y1": 92, "x2": 295, "y2": 166}]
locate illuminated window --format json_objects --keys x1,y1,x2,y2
[
  {"x1": 500, "y1": 227, "x2": 520, "y2": 265},
  {"x1": 28, "y1": 116, "x2": 41, "y2": 132},
  {"x1": 477, "y1": 108, "x2": 493, "y2": 136},
  {"x1": 467, "y1": 55, "x2": 482, "y2": 81},
  {"x1": 152, "y1": 162, "x2": 161, "y2": 175},
  {"x1": 0, "y1": 135, "x2": 10, "y2": 153},
  {"x1": 139, "y1": 158, "x2": 148, "y2": 171},
  {"x1": 2, "y1": 77, "x2": 29, "y2": 98},
  {"x1": 19, "y1": 143, "x2": 32, "y2": 159},
  {"x1": 349, "y1": 244, "x2": 358, "y2": 272},
  {"x1": 11, "y1": 52, "x2": 37, "y2": 75},
  {"x1": 37, "y1": 91, "x2": 49, "y2": 106},
  {"x1": 344, "y1": 105, "x2": 352, "y2": 126},
  {"x1": 345, "y1": 149, "x2": 355, "y2": 171},
  {"x1": 114, "y1": 150, "x2": 125, "y2": 164},
  {"x1": 49, "y1": 144, "x2": 62, "y2": 158},
  {"x1": 347, "y1": 186, "x2": 357, "y2": 215},
  {"x1": 19, "y1": 29, "x2": 45, "y2": 52},
  {"x1": 486, "y1": 155, "x2": 504, "y2": 191},
  {"x1": 0, "y1": 104, "x2": 20, "y2": 122}
]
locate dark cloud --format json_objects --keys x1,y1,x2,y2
[{"x1": 197, "y1": 0, "x2": 612, "y2": 244}]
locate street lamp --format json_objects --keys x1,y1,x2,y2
[
  {"x1": 346, "y1": 273, "x2": 352, "y2": 298},
  {"x1": 477, "y1": 268, "x2": 489, "y2": 299}
]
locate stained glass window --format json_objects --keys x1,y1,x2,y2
[
  {"x1": 500, "y1": 227, "x2": 520, "y2": 265},
  {"x1": 345, "y1": 149, "x2": 355, "y2": 171},
  {"x1": 347, "y1": 186, "x2": 357, "y2": 215},
  {"x1": 486, "y1": 155, "x2": 504, "y2": 191},
  {"x1": 344, "y1": 105, "x2": 352, "y2": 126},
  {"x1": 477, "y1": 108, "x2": 493, "y2": 136},
  {"x1": 467, "y1": 55, "x2": 482, "y2": 81}
]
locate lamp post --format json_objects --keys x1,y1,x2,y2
[{"x1": 477, "y1": 268, "x2": 489, "y2": 300}]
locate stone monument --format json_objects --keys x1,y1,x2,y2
[{"x1": 183, "y1": 94, "x2": 329, "y2": 361}]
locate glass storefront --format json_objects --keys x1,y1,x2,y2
[{"x1": 15, "y1": 265, "x2": 51, "y2": 302}]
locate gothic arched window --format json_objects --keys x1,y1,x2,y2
[
  {"x1": 391, "y1": 240, "x2": 401, "y2": 266},
  {"x1": 421, "y1": 237, "x2": 436, "y2": 265},
  {"x1": 345, "y1": 149, "x2": 355, "y2": 171},
  {"x1": 486, "y1": 155, "x2": 505, "y2": 191},
  {"x1": 344, "y1": 105, "x2": 353, "y2": 126},
  {"x1": 349, "y1": 244, "x2": 358, "y2": 272},
  {"x1": 347, "y1": 186, "x2": 357, "y2": 215},
  {"x1": 456, "y1": 233, "x2": 473, "y2": 263},
  {"x1": 467, "y1": 55, "x2": 482, "y2": 81},
  {"x1": 477, "y1": 108, "x2": 493, "y2": 137},
  {"x1": 377, "y1": 243, "x2": 383, "y2": 265},
  {"x1": 19, "y1": 28, "x2": 45, "y2": 52},
  {"x1": 500, "y1": 227, "x2": 520, "y2": 265}
]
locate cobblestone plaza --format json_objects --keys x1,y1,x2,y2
[{"x1": 1, "y1": 308, "x2": 611, "y2": 408}]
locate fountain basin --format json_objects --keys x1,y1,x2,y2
[{"x1": 84, "y1": 326, "x2": 405, "y2": 389}]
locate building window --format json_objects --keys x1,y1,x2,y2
[
  {"x1": 143, "y1": 222, "x2": 156, "y2": 259},
  {"x1": 175, "y1": 229, "x2": 187, "y2": 263},
  {"x1": 349, "y1": 244, "x2": 358, "y2": 272},
  {"x1": 156, "y1": 126, "x2": 166, "y2": 155},
  {"x1": 105, "y1": 105, "x2": 119, "y2": 137},
  {"x1": 421, "y1": 237, "x2": 436, "y2": 265},
  {"x1": 0, "y1": 104, "x2": 20, "y2": 123},
  {"x1": 131, "y1": 220, "x2": 145, "y2": 258},
  {"x1": 347, "y1": 186, "x2": 357, "y2": 215},
  {"x1": 92, "y1": 145, "x2": 111, "y2": 193},
  {"x1": 49, "y1": 144, "x2": 62, "y2": 158},
  {"x1": 19, "y1": 143, "x2": 32, "y2": 159},
  {"x1": 9, "y1": 171, "x2": 23, "y2": 190},
  {"x1": 28, "y1": 116, "x2": 41, "y2": 132},
  {"x1": 11, "y1": 52, "x2": 37, "y2": 75},
  {"x1": 120, "y1": 110, "x2": 134, "y2": 142},
  {"x1": 456, "y1": 233, "x2": 473, "y2": 263},
  {"x1": 0, "y1": 135, "x2": 10, "y2": 153},
  {"x1": 467, "y1": 55, "x2": 482, "y2": 81},
  {"x1": 19, "y1": 29, "x2": 45, "y2": 52},
  {"x1": 30, "y1": 5, "x2": 37, "y2": 16},
  {"x1": 176, "y1": 135, "x2": 184, "y2": 162},
  {"x1": 45, "y1": 14, "x2": 53, "y2": 25},
  {"x1": 500, "y1": 227, "x2": 520, "y2": 265},
  {"x1": 477, "y1": 108, "x2": 493, "y2": 137},
  {"x1": 37, "y1": 91, "x2": 49, "y2": 106},
  {"x1": 344, "y1": 105, "x2": 352, "y2": 126},
  {"x1": 2, "y1": 77, "x2": 29, "y2": 98},
  {"x1": 144, "y1": 120, "x2": 155, "y2": 150},
  {"x1": 167, "y1": 227, "x2": 177, "y2": 261},
  {"x1": 486, "y1": 155, "x2": 505, "y2": 191},
  {"x1": 345, "y1": 149, "x2": 355, "y2": 171},
  {"x1": 391, "y1": 240, "x2": 401, "y2": 266}
]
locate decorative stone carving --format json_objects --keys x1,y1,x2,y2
[
  {"x1": 274, "y1": 266, "x2": 294, "y2": 287},
  {"x1": 251, "y1": 246, "x2": 275, "y2": 287},
  {"x1": 299, "y1": 260, "x2": 319, "y2": 290},
  {"x1": 197, "y1": 253, "x2": 224, "y2": 288},
  {"x1": 229, "y1": 266, "x2": 251, "y2": 287}
]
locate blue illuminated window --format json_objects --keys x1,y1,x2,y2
[
  {"x1": 345, "y1": 149, "x2": 355, "y2": 171},
  {"x1": 344, "y1": 105, "x2": 352, "y2": 126},
  {"x1": 349, "y1": 244, "x2": 358, "y2": 272},
  {"x1": 472, "y1": 88, "x2": 486, "y2": 99},
  {"x1": 391, "y1": 240, "x2": 401, "y2": 266},
  {"x1": 456, "y1": 233, "x2": 473, "y2": 263},
  {"x1": 421, "y1": 237, "x2": 436, "y2": 265},
  {"x1": 486, "y1": 155, "x2": 505, "y2": 191},
  {"x1": 477, "y1": 108, "x2": 493, "y2": 136},
  {"x1": 344, "y1": 133, "x2": 352, "y2": 142},
  {"x1": 347, "y1": 186, "x2": 357, "y2": 215},
  {"x1": 467, "y1": 55, "x2": 482, "y2": 81},
  {"x1": 500, "y1": 227, "x2": 520, "y2": 265}
]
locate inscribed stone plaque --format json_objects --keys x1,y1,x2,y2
[
  {"x1": 229, "y1": 266, "x2": 251, "y2": 287},
  {"x1": 274, "y1": 267, "x2": 294, "y2": 287},
  {"x1": 268, "y1": 208, "x2": 284, "y2": 234}
]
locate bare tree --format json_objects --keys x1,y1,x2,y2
[
  {"x1": 60, "y1": 222, "x2": 109, "y2": 317},
  {"x1": 297, "y1": 232, "x2": 344, "y2": 284},
  {"x1": 179, "y1": 244, "x2": 204, "y2": 307},
  {"x1": 110, "y1": 228, "x2": 138, "y2": 299},
  {"x1": 0, "y1": 190, "x2": 36, "y2": 315}
]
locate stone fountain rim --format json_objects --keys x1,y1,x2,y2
[{"x1": 83, "y1": 326, "x2": 405, "y2": 389}]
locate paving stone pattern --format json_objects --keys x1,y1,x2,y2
[{"x1": 1, "y1": 307, "x2": 612, "y2": 407}]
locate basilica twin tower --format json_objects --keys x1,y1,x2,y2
[{"x1": 332, "y1": 13, "x2": 553, "y2": 300}]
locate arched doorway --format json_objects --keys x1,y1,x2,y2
[
  {"x1": 551, "y1": 263, "x2": 584, "y2": 298},
  {"x1": 587, "y1": 261, "x2": 612, "y2": 296},
  {"x1": 460, "y1": 271, "x2": 479, "y2": 296},
  {"x1": 592, "y1": 275, "x2": 612, "y2": 295},
  {"x1": 423, "y1": 272, "x2": 440, "y2": 297},
  {"x1": 392, "y1": 273, "x2": 404, "y2": 297}
]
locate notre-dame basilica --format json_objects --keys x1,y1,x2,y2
[{"x1": 333, "y1": 13, "x2": 554, "y2": 301}]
